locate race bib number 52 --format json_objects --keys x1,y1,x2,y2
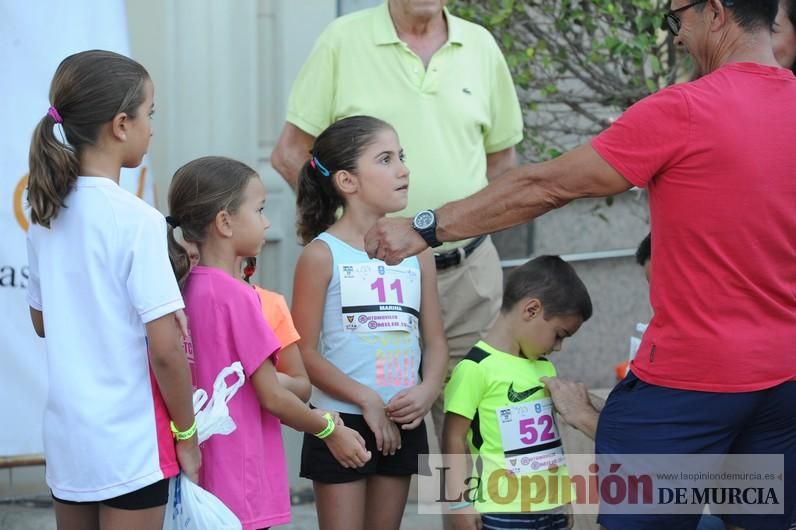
[{"x1": 497, "y1": 397, "x2": 566, "y2": 475}]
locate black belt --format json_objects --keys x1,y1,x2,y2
[{"x1": 434, "y1": 235, "x2": 487, "y2": 270}]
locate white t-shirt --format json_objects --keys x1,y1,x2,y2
[{"x1": 26, "y1": 176, "x2": 184, "y2": 501}]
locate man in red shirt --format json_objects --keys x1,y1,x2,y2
[{"x1": 365, "y1": 1, "x2": 795, "y2": 528}]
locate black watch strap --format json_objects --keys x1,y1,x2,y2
[
  {"x1": 417, "y1": 225, "x2": 442, "y2": 248},
  {"x1": 413, "y1": 210, "x2": 442, "y2": 248}
]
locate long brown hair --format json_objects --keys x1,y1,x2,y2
[
  {"x1": 296, "y1": 115, "x2": 393, "y2": 245},
  {"x1": 27, "y1": 50, "x2": 150, "y2": 228},
  {"x1": 167, "y1": 156, "x2": 259, "y2": 282}
]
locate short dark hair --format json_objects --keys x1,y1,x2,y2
[
  {"x1": 696, "y1": 0, "x2": 778, "y2": 32},
  {"x1": 635, "y1": 233, "x2": 651, "y2": 267},
  {"x1": 502, "y1": 255, "x2": 592, "y2": 321}
]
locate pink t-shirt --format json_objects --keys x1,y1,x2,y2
[
  {"x1": 592, "y1": 62, "x2": 796, "y2": 392},
  {"x1": 183, "y1": 266, "x2": 289, "y2": 529}
]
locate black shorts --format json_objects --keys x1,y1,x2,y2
[
  {"x1": 301, "y1": 411, "x2": 430, "y2": 484},
  {"x1": 52, "y1": 478, "x2": 169, "y2": 510}
]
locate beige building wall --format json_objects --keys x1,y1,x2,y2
[
  {"x1": 126, "y1": 0, "x2": 337, "y2": 492},
  {"x1": 126, "y1": 0, "x2": 337, "y2": 298}
]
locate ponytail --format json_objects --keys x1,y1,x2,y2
[
  {"x1": 294, "y1": 116, "x2": 393, "y2": 245},
  {"x1": 167, "y1": 156, "x2": 258, "y2": 283},
  {"x1": 167, "y1": 224, "x2": 191, "y2": 284},
  {"x1": 296, "y1": 159, "x2": 343, "y2": 245},
  {"x1": 26, "y1": 50, "x2": 150, "y2": 228},
  {"x1": 27, "y1": 114, "x2": 79, "y2": 228}
]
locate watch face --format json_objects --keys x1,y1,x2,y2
[{"x1": 414, "y1": 211, "x2": 434, "y2": 230}]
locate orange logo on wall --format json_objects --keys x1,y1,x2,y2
[
  {"x1": 13, "y1": 168, "x2": 150, "y2": 232},
  {"x1": 14, "y1": 174, "x2": 29, "y2": 232}
]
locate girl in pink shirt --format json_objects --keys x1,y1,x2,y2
[{"x1": 166, "y1": 156, "x2": 371, "y2": 530}]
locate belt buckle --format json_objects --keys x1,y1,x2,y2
[{"x1": 456, "y1": 246, "x2": 467, "y2": 264}]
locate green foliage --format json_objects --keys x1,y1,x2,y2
[{"x1": 450, "y1": 0, "x2": 691, "y2": 162}]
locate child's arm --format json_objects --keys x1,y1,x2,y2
[
  {"x1": 276, "y1": 343, "x2": 311, "y2": 402},
  {"x1": 385, "y1": 249, "x2": 449, "y2": 429},
  {"x1": 264, "y1": 292, "x2": 311, "y2": 401},
  {"x1": 146, "y1": 310, "x2": 201, "y2": 482},
  {"x1": 29, "y1": 308, "x2": 45, "y2": 337},
  {"x1": 292, "y1": 241, "x2": 401, "y2": 456},
  {"x1": 251, "y1": 356, "x2": 371, "y2": 468},
  {"x1": 443, "y1": 413, "x2": 482, "y2": 530}
]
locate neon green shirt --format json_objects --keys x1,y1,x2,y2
[
  {"x1": 286, "y1": 2, "x2": 523, "y2": 250},
  {"x1": 444, "y1": 341, "x2": 572, "y2": 513}
]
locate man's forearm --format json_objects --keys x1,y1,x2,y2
[
  {"x1": 435, "y1": 143, "x2": 630, "y2": 242},
  {"x1": 362, "y1": 144, "x2": 630, "y2": 265},
  {"x1": 566, "y1": 406, "x2": 600, "y2": 440},
  {"x1": 436, "y1": 159, "x2": 569, "y2": 242},
  {"x1": 272, "y1": 154, "x2": 304, "y2": 192},
  {"x1": 271, "y1": 123, "x2": 315, "y2": 191}
]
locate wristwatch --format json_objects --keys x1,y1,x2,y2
[{"x1": 412, "y1": 209, "x2": 442, "y2": 248}]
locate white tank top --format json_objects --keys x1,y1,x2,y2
[{"x1": 312, "y1": 232, "x2": 422, "y2": 414}]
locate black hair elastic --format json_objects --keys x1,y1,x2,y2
[{"x1": 165, "y1": 216, "x2": 181, "y2": 229}]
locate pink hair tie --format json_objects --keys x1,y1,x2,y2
[{"x1": 48, "y1": 106, "x2": 63, "y2": 124}]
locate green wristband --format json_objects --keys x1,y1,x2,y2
[
  {"x1": 170, "y1": 418, "x2": 197, "y2": 441},
  {"x1": 314, "y1": 412, "x2": 335, "y2": 439}
]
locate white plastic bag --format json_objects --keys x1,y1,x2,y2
[
  {"x1": 163, "y1": 362, "x2": 247, "y2": 529},
  {"x1": 194, "y1": 361, "x2": 245, "y2": 444},
  {"x1": 163, "y1": 472, "x2": 241, "y2": 530}
]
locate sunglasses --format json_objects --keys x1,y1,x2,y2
[{"x1": 661, "y1": 0, "x2": 708, "y2": 36}]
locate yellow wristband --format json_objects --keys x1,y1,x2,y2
[
  {"x1": 314, "y1": 412, "x2": 335, "y2": 440},
  {"x1": 170, "y1": 419, "x2": 197, "y2": 441}
]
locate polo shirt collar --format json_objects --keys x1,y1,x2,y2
[{"x1": 373, "y1": 1, "x2": 463, "y2": 46}]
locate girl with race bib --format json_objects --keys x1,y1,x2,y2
[
  {"x1": 166, "y1": 156, "x2": 370, "y2": 530},
  {"x1": 292, "y1": 115, "x2": 448, "y2": 530}
]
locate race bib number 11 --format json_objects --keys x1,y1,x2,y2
[{"x1": 339, "y1": 262, "x2": 420, "y2": 333}]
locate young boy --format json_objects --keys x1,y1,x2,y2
[{"x1": 443, "y1": 255, "x2": 592, "y2": 530}]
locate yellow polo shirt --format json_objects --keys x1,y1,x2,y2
[{"x1": 287, "y1": 2, "x2": 523, "y2": 245}]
